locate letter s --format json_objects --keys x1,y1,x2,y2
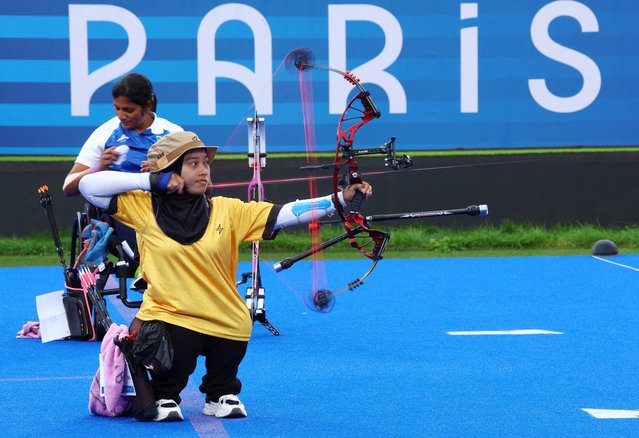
[{"x1": 529, "y1": 1, "x2": 601, "y2": 113}]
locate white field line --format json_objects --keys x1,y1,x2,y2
[
  {"x1": 0, "y1": 375, "x2": 93, "y2": 382},
  {"x1": 447, "y1": 329, "x2": 563, "y2": 336},
  {"x1": 582, "y1": 408, "x2": 639, "y2": 419},
  {"x1": 592, "y1": 255, "x2": 639, "y2": 272}
]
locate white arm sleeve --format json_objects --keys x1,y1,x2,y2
[
  {"x1": 79, "y1": 171, "x2": 151, "y2": 209},
  {"x1": 275, "y1": 192, "x2": 346, "y2": 230}
]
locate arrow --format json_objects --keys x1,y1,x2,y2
[
  {"x1": 211, "y1": 158, "x2": 536, "y2": 190},
  {"x1": 582, "y1": 408, "x2": 639, "y2": 419},
  {"x1": 446, "y1": 329, "x2": 564, "y2": 336}
]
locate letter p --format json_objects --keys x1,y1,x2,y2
[{"x1": 69, "y1": 4, "x2": 146, "y2": 116}]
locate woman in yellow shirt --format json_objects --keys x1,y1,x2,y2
[{"x1": 80, "y1": 131, "x2": 371, "y2": 422}]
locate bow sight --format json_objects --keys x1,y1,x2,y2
[
  {"x1": 342, "y1": 136, "x2": 413, "y2": 170},
  {"x1": 300, "y1": 136, "x2": 413, "y2": 188}
]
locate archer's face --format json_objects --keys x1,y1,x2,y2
[
  {"x1": 113, "y1": 96, "x2": 151, "y2": 132},
  {"x1": 180, "y1": 149, "x2": 211, "y2": 195}
]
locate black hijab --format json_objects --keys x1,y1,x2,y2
[{"x1": 151, "y1": 155, "x2": 210, "y2": 244}]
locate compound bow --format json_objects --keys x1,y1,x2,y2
[
  {"x1": 275, "y1": 48, "x2": 487, "y2": 312},
  {"x1": 274, "y1": 48, "x2": 412, "y2": 311}
]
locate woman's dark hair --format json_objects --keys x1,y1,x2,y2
[{"x1": 112, "y1": 73, "x2": 157, "y2": 112}]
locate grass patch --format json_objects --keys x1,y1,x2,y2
[{"x1": 2, "y1": 221, "x2": 639, "y2": 267}]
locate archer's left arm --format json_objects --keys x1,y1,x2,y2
[{"x1": 274, "y1": 182, "x2": 372, "y2": 230}]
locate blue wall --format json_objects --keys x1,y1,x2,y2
[{"x1": 1, "y1": 1, "x2": 637, "y2": 155}]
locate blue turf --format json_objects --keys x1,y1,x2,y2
[{"x1": 1, "y1": 256, "x2": 638, "y2": 437}]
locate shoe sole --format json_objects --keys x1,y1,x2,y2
[
  {"x1": 155, "y1": 411, "x2": 183, "y2": 422},
  {"x1": 203, "y1": 406, "x2": 247, "y2": 418},
  {"x1": 216, "y1": 407, "x2": 247, "y2": 418}
]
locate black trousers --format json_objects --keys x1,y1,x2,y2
[{"x1": 149, "y1": 321, "x2": 248, "y2": 405}]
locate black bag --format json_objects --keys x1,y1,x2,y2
[
  {"x1": 62, "y1": 290, "x2": 93, "y2": 340},
  {"x1": 132, "y1": 321, "x2": 174, "y2": 375},
  {"x1": 113, "y1": 334, "x2": 158, "y2": 421}
]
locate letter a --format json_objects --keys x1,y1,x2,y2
[{"x1": 197, "y1": 4, "x2": 273, "y2": 115}]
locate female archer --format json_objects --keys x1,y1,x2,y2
[{"x1": 79, "y1": 131, "x2": 372, "y2": 421}]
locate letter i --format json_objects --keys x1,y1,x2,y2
[{"x1": 460, "y1": 3, "x2": 478, "y2": 113}]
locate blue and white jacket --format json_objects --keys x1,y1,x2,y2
[{"x1": 76, "y1": 115, "x2": 183, "y2": 173}]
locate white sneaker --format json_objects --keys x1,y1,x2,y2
[
  {"x1": 203, "y1": 394, "x2": 247, "y2": 418},
  {"x1": 154, "y1": 399, "x2": 184, "y2": 422}
]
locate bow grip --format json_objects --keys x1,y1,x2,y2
[{"x1": 349, "y1": 189, "x2": 365, "y2": 215}]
